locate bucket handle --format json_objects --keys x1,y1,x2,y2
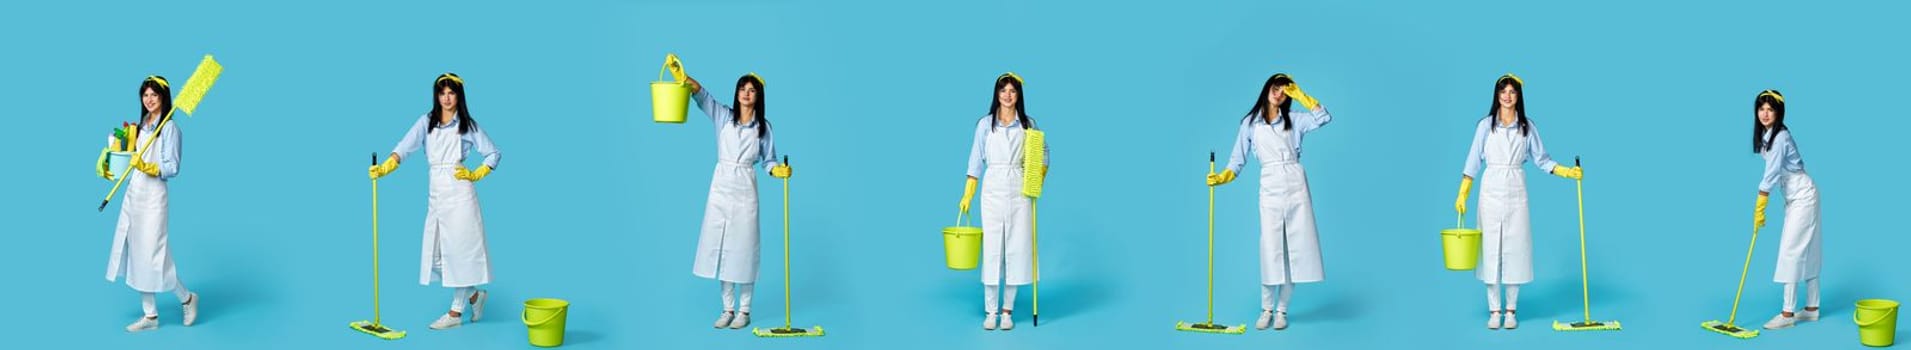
[
  {"x1": 956, "y1": 209, "x2": 974, "y2": 227},
  {"x1": 1856, "y1": 305, "x2": 1899, "y2": 327},
  {"x1": 523, "y1": 305, "x2": 567, "y2": 327}
]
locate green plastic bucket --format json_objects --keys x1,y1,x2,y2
[
  {"x1": 1856, "y1": 299, "x2": 1900, "y2": 347},
  {"x1": 523, "y1": 298, "x2": 570, "y2": 347},
  {"x1": 1441, "y1": 227, "x2": 1481, "y2": 271},
  {"x1": 944, "y1": 211, "x2": 981, "y2": 270}
]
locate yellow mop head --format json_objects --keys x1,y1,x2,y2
[
  {"x1": 1022, "y1": 129, "x2": 1045, "y2": 198},
  {"x1": 174, "y1": 55, "x2": 222, "y2": 116}
]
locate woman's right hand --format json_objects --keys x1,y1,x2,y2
[
  {"x1": 1455, "y1": 176, "x2": 1473, "y2": 215},
  {"x1": 958, "y1": 177, "x2": 978, "y2": 213}
]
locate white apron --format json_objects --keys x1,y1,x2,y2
[
  {"x1": 105, "y1": 125, "x2": 180, "y2": 293},
  {"x1": 1250, "y1": 123, "x2": 1324, "y2": 285},
  {"x1": 981, "y1": 122, "x2": 1034, "y2": 286},
  {"x1": 692, "y1": 121, "x2": 763, "y2": 283},
  {"x1": 1773, "y1": 171, "x2": 1822, "y2": 283},
  {"x1": 1476, "y1": 126, "x2": 1534, "y2": 284},
  {"x1": 418, "y1": 124, "x2": 492, "y2": 287}
]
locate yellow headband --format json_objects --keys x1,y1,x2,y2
[
  {"x1": 1000, "y1": 72, "x2": 1024, "y2": 85},
  {"x1": 1273, "y1": 73, "x2": 1292, "y2": 80},
  {"x1": 1499, "y1": 73, "x2": 1524, "y2": 86},
  {"x1": 746, "y1": 72, "x2": 765, "y2": 87},
  {"x1": 147, "y1": 75, "x2": 169, "y2": 89},
  {"x1": 1759, "y1": 90, "x2": 1784, "y2": 103},
  {"x1": 437, "y1": 73, "x2": 463, "y2": 85}
]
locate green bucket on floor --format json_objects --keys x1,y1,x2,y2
[
  {"x1": 1856, "y1": 299, "x2": 1900, "y2": 347},
  {"x1": 523, "y1": 298, "x2": 570, "y2": 347}
]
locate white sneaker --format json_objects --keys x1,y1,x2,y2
[
  {"x1": 1487, "y1": 311, "x2": 1502, "y2": 330},
  {"x1": 1503, "y1": 311, "x2": 1518, "y2": 329},
  {"x1": 1798, "y1": 309, "x2": 1820, "y2": 322},
  {"x1": 999, "y1": 311, "x2": 1015, "y2": 330},
  {"x1": 429, "y1": 313, "x2": 462, "y2": 330},
  {"x1": 1273, "y1": 311, "x2": 1289, "y2": 330},
  {"x1": 983, "y1": 312, "x2": 998, "y2": 330},
  {"x1": 1763, "y1": 313, "x2": 1796, "y2": 330},
  {"x1": 181, "y1": 293, "x2": 199, "y2": 327},
  {"x1": 125, "y1": 317, "x2": 158, "y2": 332},
  {"x1": 714, "y1": 311, "x2": 734, "y2": 329},
  {"x1": 727, "y1": 312, "x2": 750, "y2": 329},
  {"x1": 467, "y1": 290, "x2": 487, "y2": 322},
  {"x1": 1256, "y1": 310, "x2": 1274, "y2": 330}
]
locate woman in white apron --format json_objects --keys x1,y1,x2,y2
[
  {"x1": 103, "y1": 76, "x2": 198, "y2": 332},
  {"x1": 1453, "y1": 74, "x2": 1581, "y2": 330},
  {"x1": 958, "y1": 73, "x2": 1049, "y2": 331},
  {"x1": 1749, "y1": 90, "x2": 1823, "y2": 330},
  {"x1": 1207, "y1": 73, "x2": 1331, "y2": 331},
  {"x1": 368, "y1": 73, "x2": 503, "y2": 330},
  {"x1": 681, "y1": 72, "x2": 790, "y2": 330}
]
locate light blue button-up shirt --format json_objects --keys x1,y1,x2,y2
[
  {"x1": 692, "y1": 88, "x2": 781, "y2": 169},
  {"x1": 966, "y1": 116, "x2": 1050, "y2": 178},
  {"x1": 137, "y1": 119, "x2": 182, "y2": 180},
  {"x1": 1759, "y1": 129, "x2": 1806, "y2": 193},
  {"x1": 390, "y1": 114, "x2": 502, "y2": 169},
  {"x1": 1224, "y1": 106, "x2": 1332, "y2": 174},
  {"x1": 1460, "y1": 117, "x2": 1561, "y2": 179}
]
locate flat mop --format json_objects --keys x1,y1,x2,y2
[
  {"x1": 100, "y1": 55, "x2": 222, "y2": 211},
  {"x1": 1023, "y1": 129, "x2": 1045, "y2": 327},
  {"x1": 1175, "y1": 153, "x2": 1247, "y2": 334},
  {"x1": 351, "y1": 153, "x2": 407, "y2": 340},
  {"x1": 1555, "y1": 157, "x2": 1621, "y2": 331},
  {"x1": 1701, "y1": 209, "x2": 1764, "y2": 338},
  {"x1": 754, "y1": 156, "x2": 824, "y2": 338}
]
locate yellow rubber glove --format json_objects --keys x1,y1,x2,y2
[
  {"x1": 130, "y1": 155, "x2": 161, "y2": 177},
  {"x1": 1754, "y1": 193, "x2": 1770, "y2": 228},
  {"x1": 1206, "y1": 169, "x2": 1237, "y2": 186},
  {"x1": 454, "y1": 165, "x2": 494, "y2": 182},
  {"x1": 770, "y1": 164, "x2": 792, "y2": 179},
  {"x1": 959, "y1": 177, "x2": 978, "y2": 213},
  {"x1": 665, "y1": 53, "x2": 687, "y2": 82},
  {"x1": 1456, "y1": 177, "x2": 1473, "y2": 215},
  {"x1": 97, "y1": 147, "x2": 114, "y2": 180},
  {"x1": 368, "y1": 156, "x2": 399, "y2": 180},
  {"x1": 1552, "y1": 165, "x2": 1583, "y2": 180},
  {"x1": 1283, "y1": 84, "x2": 1320, "y2": 111}
]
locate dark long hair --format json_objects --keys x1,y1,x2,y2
[
  {"x1": 138, "y1": 76, "x2": 173, "y2": 136},
  {"x1": 1485, "y1": 74, "x2": 1531, "y2": 136},
  {"x1": 1242, "y1": 73, "x2": 1296, "y2": 130},
  {"x1": 733, "y1": 74, "x2": 769, "y2": 138},
  {"x1": 428, "y1": 73, "x2": 477, "y2": 134},
  {"x1": 1752, "y1": 90, "x2": 1787, "y2": 153},
  {"x1": 987, "y1": 73, "x2": 1034, "y2": 130}
]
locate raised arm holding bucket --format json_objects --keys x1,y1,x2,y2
[
  {"x1": 1206, "y1": 73, "x2": 1332, "y2": 331},
  {"x1": 1453, "y1": 74, "x2": 1581, "y2": 331},
  {"x1": 679, "y1": 67, "x2": 791, "y2": 331},
  {"x1": 367, "y1": 73, "x2": 503, "y2": 331},
  {"x1": 959, "y1": 72, "x2": 1048, "y2": 331}
]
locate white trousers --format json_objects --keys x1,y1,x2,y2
[
  {"x1": 1486, "y1": 283, "x2": 1521, "y2": 312},
  {"x1": 139, "y1": 281, "x2": 193, "y2": 317},
  {"x1": 984, "y1": 285, "x2": 1019, "y2": 313},
  {"x1": 1783, "y1": 278, "x2": 1821, "y2": 312},
  {"x1": 1261, "y1": 283, "x2": 1293, "y2": 312},
  {"x1": 721, "y1": 282, "x2": 755, "y2": 313}
]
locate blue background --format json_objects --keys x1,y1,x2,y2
[{"x1": 2, "y1": 0, "x2": 1906, "y2": 348}]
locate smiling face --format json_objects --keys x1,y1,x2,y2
[
  {"x1": 996, "y1": 82, "x2": 1019, "y2": 108},
  {"x1": 141, "y1": 87, "x2": 161, "y2": 116},
  {"x1": 1497, "y1": 84, "x2": 1519, "y2": 110},
  {"x1": 1757, "y1": 102, "x2": 1777, "y2": 127}
]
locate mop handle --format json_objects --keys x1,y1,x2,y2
[
  {"x1": 99, "y1": 111, "x2": 174, "y2": 211},
  {"x1": 1575, "y1": 157, "x2": 1591, "y2": 323},
  {"x1": 1207, "y1": 152, "x2": 1216, "y2": 323},
  {"x1": 371, "y1": 153, "x2": 383, "y2": 324},
  {"x1": 1728, "y1": 225, "x2": 1760, "y2": 326},
  {"x1": 782, "y1": 155, "x2": 792, "y2": 328},
  {"x1": 1031, "y1": 197, "x2": 1040, "y2": 325}
]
